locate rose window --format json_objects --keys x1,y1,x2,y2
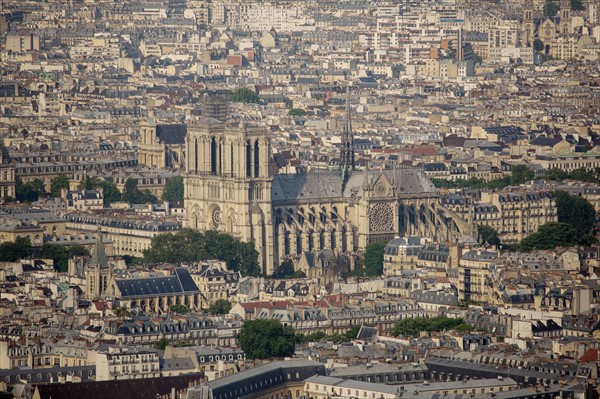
[{"x1": 369, "y1": 202, "x2": 393, "y2": 232}]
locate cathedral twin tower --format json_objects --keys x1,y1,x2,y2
[{"x1": 184, "y1": 119, "x2": 276, "y2": 273}]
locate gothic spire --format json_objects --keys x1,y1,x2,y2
[
  {"x1": 340, "y1": 84, "x2": 355, "y2": 188},
  {"x1": 90, "y1": 227, "x2": 108, "y2": 268}
]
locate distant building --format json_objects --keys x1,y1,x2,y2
[{"x1": 138, "y1": 120, "x2": 186, "y2": 169}]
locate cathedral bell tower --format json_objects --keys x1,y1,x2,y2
[
  {"x1": 560, "y1": 0, "x2": 571, "y2": 34},
  {"x1": 184, "y1": 119, "x2": 275, "y2": 275}
]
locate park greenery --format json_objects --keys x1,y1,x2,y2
[
  {"x1": 237, "y1": 319, "x2": 296, "y2": 359},
  {"x1": 230, "y1": 87, "x2": 260, "y2": 103},
  {"x1": 49, "y1": 174, "x2": 70, "y2": 198},
  {"x1": 477, "y1": 225, "x2": 500, "y2": 248},
  {"x1": 237, "y1": 319, "x2": 363, "y2": 359},
  {"x1": 0, "y1": 237, "x2": 89, "y2": 272},
  {"x1": 272, "y1": 260, "x2": 306, "y2": 279},
  {"x1": 207, "y1": 299, "x2": 232, "y2": 315},
  {"x1": 122, "y1": 178, "x2": 158, "y2": 204},
  {"x1": 143, "y1": 228, "x2": 261, "y2": 276},
  {"x1": 391, "y1": 317, "x2": 475, "y2": 337},
  {"x1": 554, "y1": 190, "x2": 596, "y2": 238},
  {"x1": 79, "y1": 176, "x2": 122, "y2": 206},
  {"x1": 518, "y1": 222, "x2": 580, "y2": 252},
  {"x1": 288, "y1": 108, "x2": 307, "y2": 117},
  {"x1": 15, "y1": 177, "x2": 47, "y2": 202},
  {"x1": 362, "y1": 242, "x2": 386, "y2": 277},
  {"x1": 162, "y1": 176, "x2": 184, "y2": 202}
]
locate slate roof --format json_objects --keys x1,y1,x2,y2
[
  {"x1": 115, "y1": 268, "x2": 199, "y2": 298},
  {"x1": 271, "y1": 168, "x2": 435, "y2": 203}
]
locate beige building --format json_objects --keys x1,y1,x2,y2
[
  {"x1": 95, "y1": 347, "x2": 160, "y2": 381},
  {"x1": 190, "y1": 261, "x2": 240, "y2": 305},
  {"x1": 443, "y1": 189, "x2": 557, "y2": 244},
  {"x1": 458, "y1": 249, "x2": 498, "y2": 303}
]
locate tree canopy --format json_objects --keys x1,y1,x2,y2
[
  {"x1": 519, "y1": 222, "x2": 579, "y2": 252},
  {"x1": 207, "y1": 299, "x2": 232, "y2": 315},
  {"x1": 237, "y1": 319, "x2": 296, "y2": 359},
  {"x1": 162, "y1": 176, "x2": 184, "y2": 202},
  {"x1": 41, "y1": 244, "x2": 90, "y2": 272},
  {"x1": 272, "y1": 260, "x2": 306, "y2": 279},
  {"x1": 16, "y1": 177, "x2": 46, "y2": 202},
  {"x1": 391, "y1": 317, "x2": 474, "y2": 337},
  {"x1": 554, "y1": 190, "x2": 596, "y2": 239},
  {"x1": 288, "y1": 108, "x2": 306, "y2": 117},
  {"x1": 50, "y1": 174, "x2": 70, "y2": 198},
  {"x1": 477, "y1": 225, "x2": 500, "y2": 247},
  {"x1": 230, "y1": 88, "x2": 260, "y2": 104},
  {"x1": 79, "y1": 176, "x2": 121, "y2": 206},
  {"x1": 123, "y1": 179, "x2": 157, "y2": 205},
  {"x1": 543, "y1": 0, "x2": 559, "y2": 16},
  {"x1": 0, "y1": 237, "x2": 33, "y2": 262},
  {"x1": 143, "y1": 228, "x2": 261, "y2": 276},
  {"x1": 363, "y1": 242, "x2": 386, "y2": 277},
  {"x1": 0, "y1": 237, "x2": 89, "y2": 272}
]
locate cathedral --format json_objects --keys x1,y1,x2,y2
[{"x1": 183, "y1": 102, "x2": 447, "y2": 275}]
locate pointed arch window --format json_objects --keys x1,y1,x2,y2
[
  {"x1": 211, "y1": 137, "x2": 217, "y2": 175},
  {"x1": 254, "y1": 140, "x2": 260, "y2": 177}
]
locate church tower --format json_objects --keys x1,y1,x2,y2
[
  {"x1": 85, "y1": 229, "x2": 111, "y2": 299},
  {"x1": 340, "y1": 86, "x2": 355, "y2": 188},
  {"x1": 522, "y1": 5, "x2": 534, "y2": 46},
  {"x1": 184, "y1": 119, "x2": 275, "y2": 275},
  {"x1": 560, "y1": 0, "x2": 571, "y2": 34}
]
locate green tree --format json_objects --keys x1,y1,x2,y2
[
  {"x1": 162, "y1": 176, "x2": 184, "y2": 202},
  {"x1": 230, "y1": 88, "x2": 260, "y2": 103},
  {"x1": 15, "y1": 177, "x2": 47, "y2": 202},
  {"x1": 40, "y1": 244, "x2": 90, "y2": 272},
  {"x1": 477, "y1": 225, "x2": 500, "y2": 247},
  {"x1": 78, "y1": 177, "x2": 121, "y2": 206},
  {"x1": 143, "y1": 229, "x2": 261, "y2": 276},
  {"x1": 50, "y1": 174, "x2": 70, "y2": 198},
  {"x1": 571, "y1": 0, "x2": 584, "y2": 10},
  {"x1": 123, "y1": 178, "x2": 157, "y2": 204},
  {"x1": 288, "y1": 108, "x2": 306, "y2": 117},
  {"x1": 544, "y1": 0, "x2": 559, "y2": 16},
  {"x1": 207, "y1": 299, "x2": 232, "y2": 315},
  {"x1": 519, "y1": 222, "x2": 579, "y2": 251},
  {"x1": 509, "y1": 164, "x2": 535, "y2": 185},
  {"x1": 170, "y1": 304, "x2": 190, "y2": 314},
  {"x1": 533, "y1": 39, "x2": 545, "y2": 52},
  {"x1": 237, "y1": 319, "x2": 296, "y2": 359},
  {"x1": 0, "y1": 237, "x2": 33, "y2": 262},
  {"x1": 363, "y1": 242, "x2": 386, "y2": 277},
  {"x1": 153, "y1": 337, "x2": 170, "y2": 350},
  {"x1": 98, "y1": 181, "x2": 121, "y2": 206},
  {"x1": 272, "y1": 260, "x2": 305, "y2": 278},
  {"x1": 343, "y1": 325, "x2": 361, "y2": 341},
  {"x1": 554, "y1": 190, "x2": 596, "y2": 238}
]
